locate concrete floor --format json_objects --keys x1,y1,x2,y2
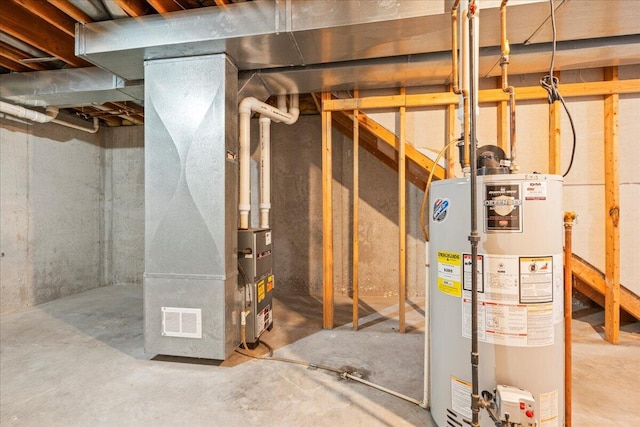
[{"x1": 1, "y1": 285, "x2": 638, "y2": 426}]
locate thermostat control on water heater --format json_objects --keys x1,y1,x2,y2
[{"x1": 494, "y1": 385, "x2": 536, "y2": 426}]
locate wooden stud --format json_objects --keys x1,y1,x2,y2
[
  {"x1": 399, "y1": 88, "x2": 407, "y2": 334},
  {"x1": 603, "y1": 66, "x2": 620, "y2": 344},
  {"x1": 322, "y1": 92, "x2": 334, "y2": 330},
  {"x1": 549, "y1": 72, "x2": 562, "y2": 175},
  {"x1": 352, "y1": 90, "x2": 360, "y2": 331}
]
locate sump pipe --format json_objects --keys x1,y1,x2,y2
[
  {"x1": 239, "y1": 94, "x2": 299, "y2": 230},
  {"x1": 0, "y1": 101, "x2": 99, "y2": 134}
]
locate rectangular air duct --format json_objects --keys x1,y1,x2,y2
[{"x1": 143, "y1": 54, "x2": 240, "y2": 360}]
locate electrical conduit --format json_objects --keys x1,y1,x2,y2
[{"x1": 239, "y1": 94, "x2": 299, "y2": 229}]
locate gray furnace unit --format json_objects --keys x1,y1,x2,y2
[
  {"x1": 143, "y1": 54, "x2": 242, "y2": 360},
  {"x1": 237, "y1": 229, "x2": 274, "y2": 346}
]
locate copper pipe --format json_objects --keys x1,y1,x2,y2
[
  {"x1": 500, "y1": 0, "x2": 518, "y2": 172},
  {"x1": 451, "y1": 0, "x2": 470, "y2": 169},
  {"x1": 564, "y1": 211, "x2": 576, "y2": 427}
]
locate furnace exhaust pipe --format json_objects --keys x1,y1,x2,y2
[{"x1": 239, "y1": 94, "x2": 299, "y2": 229}]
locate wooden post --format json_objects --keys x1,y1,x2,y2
[
  {"x1": 603, "y1": 67, "x2": 620, "y2": 344},
  {"x1": 322, "y1": 91, "x2": 334, "y2": 329},
  {"x1": 352, "y1": 90, "x2": 360, "y2": 330},
  {"x1": 399, "y1": 87, "x2": 407, "y2": 333},
  {"x1": 549, "y1": 72, "x2": 562, "y2": 174},
  {"x1": 564, "y1": 211, "x2": 576, "y2": 427}
]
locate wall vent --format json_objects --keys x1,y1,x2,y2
[{"x1": 161, "y1": 307, "x2": 202, "y2": 339}]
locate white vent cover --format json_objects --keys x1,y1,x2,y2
[{"x1": 161, "y1": 307, "x2": 202, "y2": 339}]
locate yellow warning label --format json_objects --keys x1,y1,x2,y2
[
  {"x1": 266, "y1": 275, "x2": 274, "y2": 292},
  {"x1": 257, "y1": 280, "x2": 265, "y2": 303},
  {"x1": 437, "y1": 251, "x2": 462, "y2": 297}
]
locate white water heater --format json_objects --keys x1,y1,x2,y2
[{"x1": 429, "y1": 174, "x2": 564, "y2": 427}]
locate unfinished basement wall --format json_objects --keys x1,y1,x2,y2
[
  {"x1": 363, "y1": 65, "x2": 639, "y2": 297},
  {"x1": 100, "y1": 125, "x2": 144, "y2": 287},
  {"x1": 249, "y1": 115, "x2": 426, "y2": 298},
  {"x1": 0, "y1": 117, "x2": 102, "y2": 314}
]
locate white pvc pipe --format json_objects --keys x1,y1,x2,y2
[
  {"x1": 238, "y1": 94, "x2": 299, "y2": 230},
  {"x1": 0, "y1": 101, "x2": 99, "y2": 134},
  {"x1": 259, "y1": 116, "x2": 271, "y2": 229}
]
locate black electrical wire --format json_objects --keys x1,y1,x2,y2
[{"x1": 539, "y1": 0, "x2": 577, "y2": 178}]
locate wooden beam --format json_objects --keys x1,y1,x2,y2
[
  {"x1": 603, "y1": 66, "x2": 620, "y2": 344},
  {"x1": 571, "y1": 254, "x2": 640, "y2": 321},
  {"x1": 0, "y1": 56, "x2": 31, "y2": 72},
  {"x1": 399, "y1": 88, "x2": 407, "y2": 334},
  {"x1": 12, "y1": 0, "x2": 76, "y2": 37},
  {"x1": 0, "y1": 41, "x2": 52, "y2": 71},
  {"x1": 352, "y1": 90, "x2": 360, "y2": 331},
  {"x1": 549, "y1": 72, "x2": 561, "y2": 175},
  {"x1": 0, "y1": 0, "x2": 88, "y2": 67},
  {"x1": 322, "y1": 92, "x2": 334, "y2": 329},
  {"x1": 113, "y1": 0, "x2": 154, "y2": 17},
  {"x1": 47, "y1": 0, "x2": 93, "y2": 24},
  {"x1": 214, "y1": 0, "x2": 231, "y2": 5},
  {"x1": 323, "y1": 79, "x2": 640, "y2": 111},
  {"x1": 147, "y1": 0, "x2": 184, "y2": 13}
]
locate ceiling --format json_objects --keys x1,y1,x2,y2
[
  {"x1": 0, "y1": 0, "x2": 237, "y2": 126},
  {"x1": 1, "y1": 0, "x2": 640, "y2": 127}
]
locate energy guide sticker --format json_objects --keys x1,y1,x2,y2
[{"x1": 437, "y1": 251, "x2": 462, "y2": 297}]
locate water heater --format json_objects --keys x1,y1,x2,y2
[{"x1": 429, "y1": 174, "x2": 564, "y2": 427}]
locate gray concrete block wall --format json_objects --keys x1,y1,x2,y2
[{"x1": 1, "y1": 118, "x2": 102, "y2": 313}]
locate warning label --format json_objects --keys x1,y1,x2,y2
[
  {"x1": 437, "y1": 251, "x2": 462, "y2": 297},
  {"x1": 484, "y1": 184, "x2": 522, "y2": 232},
  {"x1": 524, "y1": 181, "x2": 548, "y2": 200}
]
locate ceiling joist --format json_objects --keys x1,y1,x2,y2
[
  {"x1": 147, "y1": 0, "x2": 185, "y2": 13},
  {"x1": 12, "y1": 0, "x2": 76, "y2": 37},
  {"x1": 0, "y1": 56, "x2": 31, "y2": 72},
  {"x1": 0, "y1": 41, "x2": 52, "y2": 71},
  {"x1": 0, "y1": 0, "x2": 89, "y2": 67},
  {"x1": 46, "y1": 0, "x2": 94, "y2": 24},
  {"x1": 113, "y1": 0, "x2": 155, "y2": 17}
]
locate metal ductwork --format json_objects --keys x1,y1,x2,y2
[
  {"x1": 75, "y1": 0, "x2": 640, "y2": 95},
  {"x1": 0, "y1": 67, "x2": 143, "y2": 108}
]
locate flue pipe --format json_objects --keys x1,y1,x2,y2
[
  {"x1": 451, "y1": 0, "x2": 470, "y2": 169},
  {"x1": 0, "y1": 101, "x2": 99, "y2": 134},
  {"x1": 259, "y1": 115, "x2": 271, "y2": 228},
  {"x1": 500, "y1": 0, "x2": 518, "y2": 172},
  {"x1": 238, "y1": 94, "x2": 299, "y2": 229}
]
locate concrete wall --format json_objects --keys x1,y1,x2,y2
[
  {"x1": 1, "y1": 118, "x2": 102, "y2": 314},
  {"x1": 101, "y1": 126, "x2": 144, "y2": 287},
  {"x1": 251, "y1": 116, "x2": 426, "y2": 298}
]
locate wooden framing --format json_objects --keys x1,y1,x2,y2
[
  {"x1": 47, "y1": 0, "x2": 94, "y2": 24},
  {"x1": 12, "y1": 0, "x2": 77, "y2": 37},
  {"x1": 398, "y1": 88, "x2": 407, "y2": 333},
  {"x1": 147, "y1": 0, "x2": 184, "y2": 13},
  {"x1": 320, "y1": 74, "x2": 639, "y2": 338},
  {"x1": 322, "y1": 92, "x2": 334, "y2": 329},
  {"x1": 603, "y1": 67, "x2": 620, "y2": 344},
  {"x1": 323, "y1": 79, "x2": 640, "y2": 112}
]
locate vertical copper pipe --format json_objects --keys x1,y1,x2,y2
[
  {"x1": 451, "y1": 0, "x2": 470, "y2": 169},
  {"x1": 500, "y1": 0, "x2": 518, "y2": 172},
  {"x1": 564, "y1": 211, "x2": 576, "y2": 427}
]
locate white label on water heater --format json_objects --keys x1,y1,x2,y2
[
  {"x1": 450, "y1": 376, "x2": 472, "y2": 420},
  {"x1": 462, "y1": 254, "x2": 557, "y2": 347},
  {"x1": 539, "y1": 390, "x2": 559, "y2": 427}
]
